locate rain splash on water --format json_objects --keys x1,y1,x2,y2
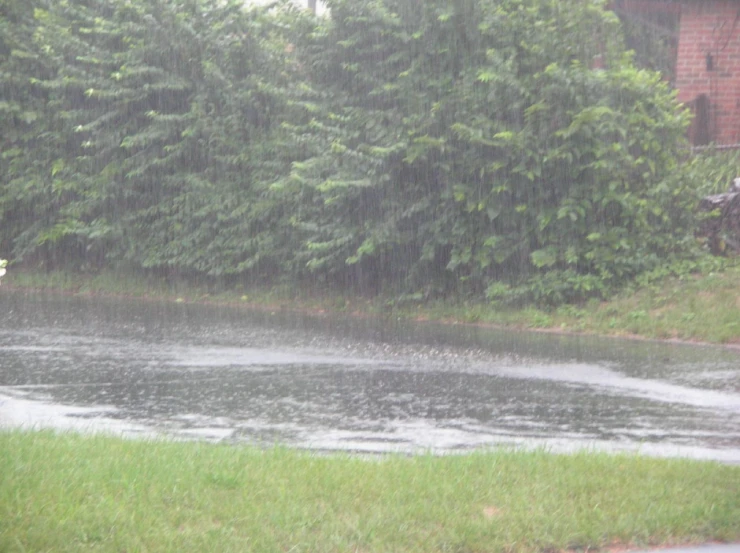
[{"x1": 1, "y1": 293, "x2": 739, "y2": 461}]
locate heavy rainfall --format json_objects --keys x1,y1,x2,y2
[
  {"x1": 1, "y1": 0, "x2": 740, "y2": 463},
  {"x1": 2, "y1": 293, "x2": 740, "y2": 461}
]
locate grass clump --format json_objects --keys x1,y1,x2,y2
[{"x1": 1, "y1": 430, "x2": 739, "y2": 553}]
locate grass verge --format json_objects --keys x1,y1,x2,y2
[
  {"x1": 400, "y1": 264, "x2": 740, "y2": 345},
  {"x1": 3, "y1": 263, "x2": 740, "y2": 344},
  {"x1": 1, "y1": 430, "x2": 739, "y2": 553}
]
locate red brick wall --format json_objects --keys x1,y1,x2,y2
[{"x1": 675, "y1": 1, "x2": 740, "y2": 145}]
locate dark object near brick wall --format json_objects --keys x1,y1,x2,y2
[{"x1": 697, "y1": 178, "x2": 740, "y2": 255}]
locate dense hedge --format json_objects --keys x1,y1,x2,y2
[
  {"x1": 1, "y1": 0, "x2": 300, "y2": 279},
  {"x1": 0, "y1": 0, "x2": 706, "y2": 304}
]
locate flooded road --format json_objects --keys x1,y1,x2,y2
[{"x1": 1, "y1": 293, "x2": 739, "y2": 460}]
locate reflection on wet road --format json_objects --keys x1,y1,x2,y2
[{"x1": 1, "y1": 293, "x2": 739, "y2": 460}]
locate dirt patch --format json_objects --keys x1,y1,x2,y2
[{"x1": 481, "y1": 505, "x2": 504, "y2": 519}]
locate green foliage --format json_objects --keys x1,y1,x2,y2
[
  {"x1": 0, "y1": 0, "x2": 62, "y2": 261},
  {"x1": 0, "y1": 0, "x2": 707, "y2": 305},
  {"x1": 616, "y1": 3, "x2": 678, "y2": 83},
  {"x1": 1, "y1": 0, "x2": 303, "y2": 278},
  {"x1": 285, "y1": 0, "x2": 692, "y2": 303},
  {"x1": 677, "y1": 149, "x2": 740, "y2": 196}
]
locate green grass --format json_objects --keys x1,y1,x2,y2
[
  {"x1": 1, "y1": 430, "x2": 738, "y2": 553},
  {"x1": 517, "y1": 264, "x2": 740, "y2": 344},
  {"x1": 399, "y1": 264, "x2": 740, "y2": 345},
  {"x1": 4, "y1": 263, "x2": 740, "y2": 344}
]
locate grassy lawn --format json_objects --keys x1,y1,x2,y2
[{"x1": 1, "y1": 430, "x2": 739, "y2": 553}]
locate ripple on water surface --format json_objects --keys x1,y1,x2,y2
[{"x1": 0, "y1": 293, "x2": 739, "y2": 460}]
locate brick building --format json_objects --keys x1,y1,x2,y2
[{"x1": 616, "y1": 0, "x2": 740, "y2": 146}]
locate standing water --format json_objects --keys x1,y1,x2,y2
[{"x1": 1, "y1": 293, "x2": 739, "y2": 461}]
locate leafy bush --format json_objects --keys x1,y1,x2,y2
[
  {"x1": 286, "y1": 0, "x2": 693, "y2": 303},
  {"x1": 0, "y1": 0, "x2": 710, "y2": 305},
  {"x1": 681, "y1": 149, "x2": 740, "y2": 196},
  {"x1": 1, "y1": 0, "x2": 301, "y2": 279}
]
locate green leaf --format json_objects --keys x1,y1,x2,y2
[{"x1": 531, "y1": 247, "x2": 558, "y2": 268}]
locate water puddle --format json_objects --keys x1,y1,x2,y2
[{"x1": 1, "y1": 293, "x2": 739, "y2": 460}]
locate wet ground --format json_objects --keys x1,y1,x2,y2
[{"x1": 1, "y1": 293, "x2": 739, "y2": 460}]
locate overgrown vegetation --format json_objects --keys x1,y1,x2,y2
[
  {"x1": 1, "y1": 430, "x2": 739, "y2": 553},
  {"x1": 0, "y1": 0, "x2": 732, "y2": 307},
  {"x1": 614, "y1": 0, "x2": 679, "y2": 83}
]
